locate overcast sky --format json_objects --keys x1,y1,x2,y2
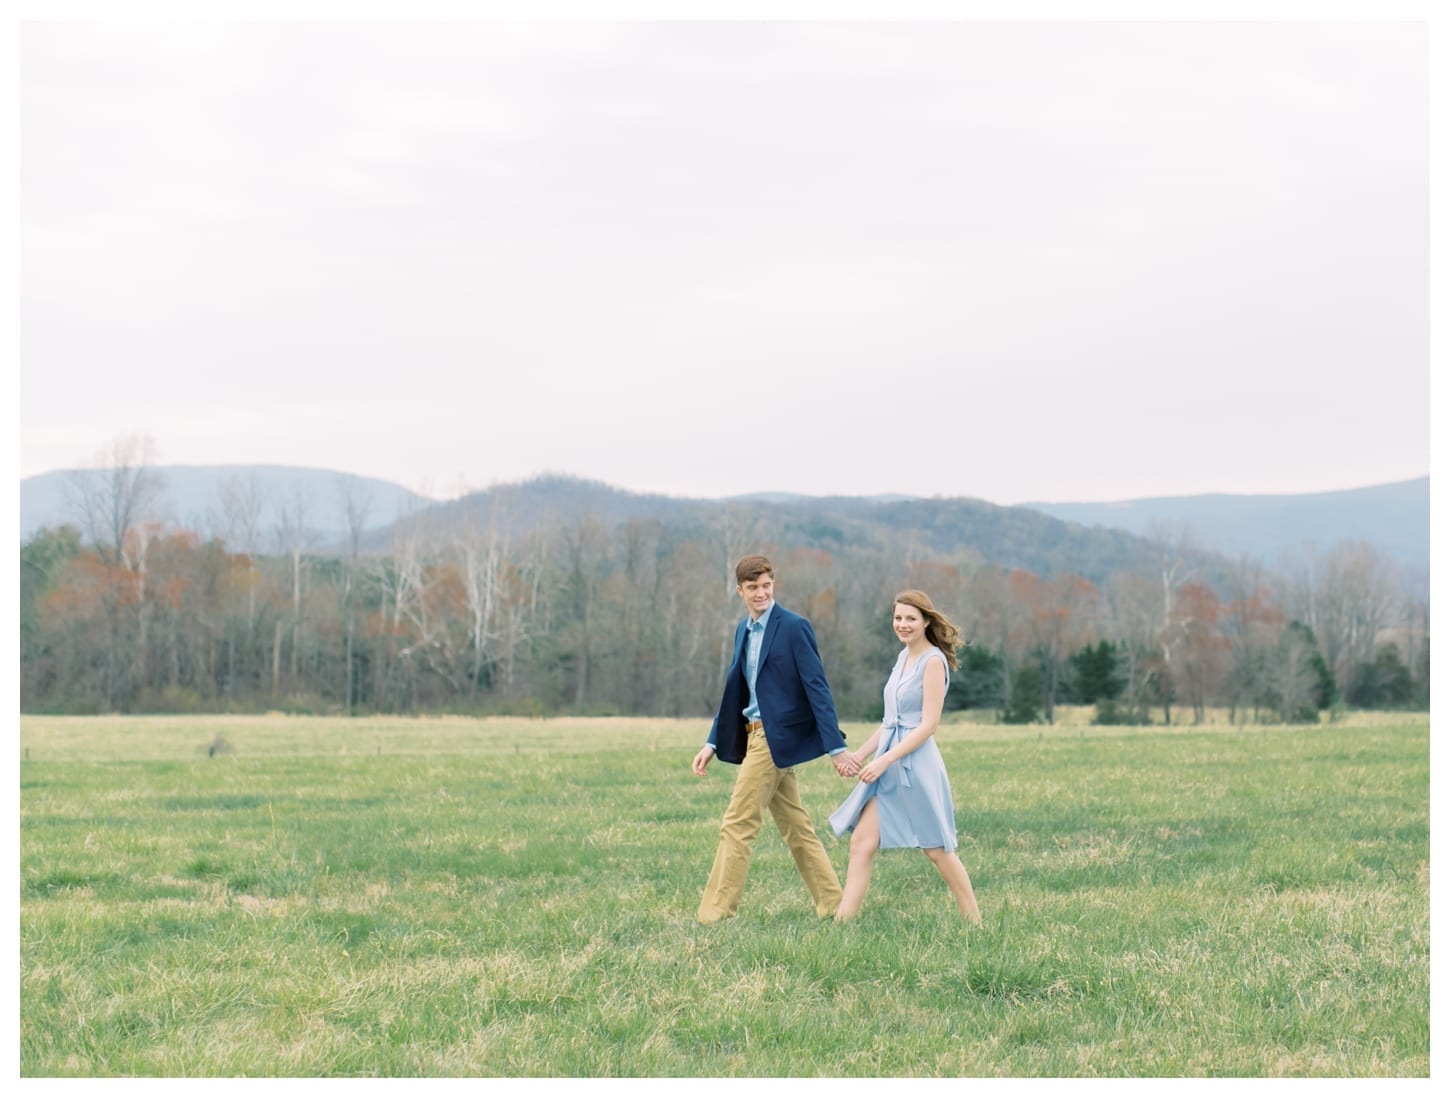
[{"x1": 18, "y1": 14, "x2": 1430, "y2": 504}]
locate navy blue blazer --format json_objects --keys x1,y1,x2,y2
[{"x1": 707, "y1": 603, "x2": 848, "y2": 768}]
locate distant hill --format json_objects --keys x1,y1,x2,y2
[
  {"x1": 1018, "y1": 477, "x2": 1429, "y2": 576},
  {"x1": 374, "y1": 475, "x2": 1203, "y2": 587},
  {"x1": 730, "y1": 492, "x2": 919, "y2": 505},
  {"x1": 369, "y1": 475, "x2": 711, "y2": 546},
  {"x1": 20, "y1": 465, "x2": 435, "y2": 547},
  {"x1": 21, "y1": 465, "x2": 1427, "y2": 586}
]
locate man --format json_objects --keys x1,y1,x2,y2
[{"x1": 692, "y1": 554, "x2": 860, "y2": 923}]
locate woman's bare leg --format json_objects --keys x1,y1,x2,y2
[
  {"x1": 835, "y1": 799, "x2": 880, "y2": 922},
  {"x1": 923, "y1": 847, "x2": 982, "y2": 924}
]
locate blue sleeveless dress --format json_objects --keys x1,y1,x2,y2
[{"x1": 829, "y1": 646, "x2": 958, "y2": 851}]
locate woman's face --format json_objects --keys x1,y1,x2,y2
[{"x1": 893, "y1": 602, "x2": 926, "y2": 646}]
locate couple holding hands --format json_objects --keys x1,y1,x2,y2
[{"x1": 692, "y1": 554, "x2": 982, "y2": 925}]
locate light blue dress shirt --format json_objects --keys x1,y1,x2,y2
[{"x1": 741, "y1": 601, "x2": 775, "y2": 723}]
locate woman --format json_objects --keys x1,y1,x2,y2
[{"x1": 829, "y1": 590, "x2": 981, "y2": 923}]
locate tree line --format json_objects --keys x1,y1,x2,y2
[{"x1": 19, "y1": 440, "x2": 1429, "y2": 723}]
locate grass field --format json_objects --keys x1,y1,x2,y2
[{"x1": 19, "y1": 713, "x2": 1430, "y2": 1077}]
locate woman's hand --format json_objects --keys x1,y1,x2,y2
[{"x1": 859, "y1": 756, "x2": 891, "y2": 784}]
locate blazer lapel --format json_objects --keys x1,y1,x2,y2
[
  {"x1": 757, "y1": 605, "x2": 783, "y2": 672},
  {"x1": 733, "y1": 620, "x2": 750, "y2": 672}
]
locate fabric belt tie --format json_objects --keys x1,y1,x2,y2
[{"x1": 881, "y1": 720, "x2": 912, "y2": 787}]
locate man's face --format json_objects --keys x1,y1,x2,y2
[{"x1": 736, "y1": 573, "x2": 775, "y2": 619}]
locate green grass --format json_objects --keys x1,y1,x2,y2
[{"x1": 19, "y1": 714, "x2": 1429, "y2": 1076}]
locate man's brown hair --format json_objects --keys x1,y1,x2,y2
[{"x1": 735, "y1": 554, "x2": 774, "y2": 585}]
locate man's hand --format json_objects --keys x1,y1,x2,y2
[
  {"x1": 832, "y1": 751, "x2": 861, "y2": 778},
  {"x1": 692, "y1": 746, "x2": 714, "y2": 776}
]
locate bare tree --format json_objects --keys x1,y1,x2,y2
[
  {"x1": 385, "y1": 504, "x2": 445, "y2": 705},
  {"x1": 656, "y1": 538, "x2": 727, "y2": 715},
  {"x1": 272, "y1": 482, "x2": 315, "y2": 691},
  {"x1": 954, "y1": 564, "x2": 1012, "y2": 711},
  {"x1": 1222, "y1": 555, "x2": 1280, "y2": 722},
  {"x1": 1265, "y1": 623, "x2": 1323, "y2": 723},
  {"x1": 1146, "y1": 523, "x2": 1198, "y2": 723},
  {"x1": 494, "y1": 530, "x2": 549, "y2": 700},
  {"x1": 1104, "y1": 571, "x2": 1161, "y2": 722},
  {"x1": 611, "y1": 519, "x2": 664, "y2": 713},
  {"x1": 336, "y1": 477, "x2": 373, "y2": 711},
  {"x1": 1313, "y1": 541, "x2": 1400, "y2": 693},
  {"x1": 64, "y1": 434, "x2": 165, "y2": 709},
  {"x1": 456, "y1": 496, "x2": 505, "y2": 699},
  {"x1": 1174, "y1": 582, "x2": 1228, "y2": 723},
  {"x1": 710, "y1": 504, "x2": 772, "y2": 587},
  {"x1": 66, "y1": 435, "x2": 165, "y2": 565},
  {"x1": 561, "y1": 516, "x2": 608, "y2": 709},
  {"x1": 1010, "y1": 570, "x2": 1098, "y2": 724},
  {"x1": 215, "y1": 473, "x2": 266, "y2": 695}
]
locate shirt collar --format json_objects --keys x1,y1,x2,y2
[{"x1": 750, "y1": 601, "x2": 776, "y2": 630}]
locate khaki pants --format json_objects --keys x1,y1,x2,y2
[{"x1": 697, "y1": 727, "x2": 843, "y2": 922}]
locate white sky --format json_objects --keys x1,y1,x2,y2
[{"x1": 15, "y1": 4, "x2": 1434, "y2": 505}]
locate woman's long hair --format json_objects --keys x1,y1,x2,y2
[{"x1": 893, "y1": 589, "x2": 967, "y2": 670}]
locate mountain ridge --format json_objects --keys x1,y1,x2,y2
[
  {"x1": 1020, "y1": 476, "x2": 1428, "y2": 575},
  {"x1": 19, "y1": 466, "x2": 1427, "y2": 577}
]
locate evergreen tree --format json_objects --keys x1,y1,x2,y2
[
  {"x1": 946, "y1": 644, "x2": 1005, "y2": 711},
  {"x1": 1293, "y1": 621, "x2": 1338, "y2": 711},
  {"x1": 1001, "y1": 662, "x2": 1042, "y2": 724},
  {"x1": 1348, "y1": 643, "x2": 1416, "y2": 709},
  {"x1": 1069, "y1": 640, "x2": 1124, "y2": 704},
  {"x1": 1262, "y1": 621, "x2": 1334, "y2": 722}
]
